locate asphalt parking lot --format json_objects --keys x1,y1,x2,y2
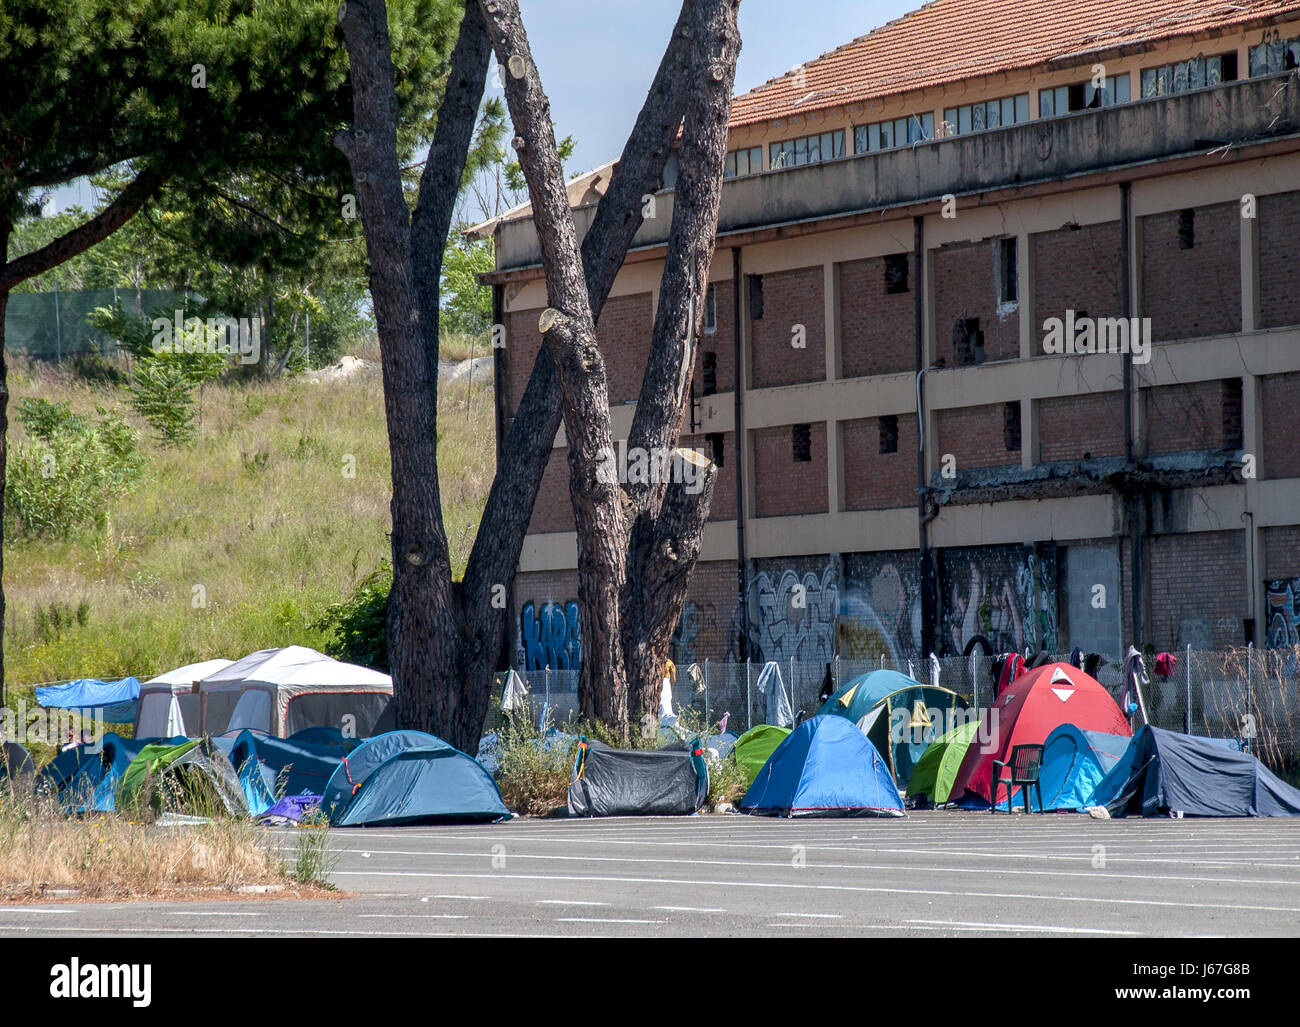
[{"x1": 3, "y1": 811, "x2": 1300, "y2": 937}]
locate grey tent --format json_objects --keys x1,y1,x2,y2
[
  {"x1": 568, "y1": 738, "x2": 709, "y2": 816},
  {"x1": 1094, "y1": 725, "x2": 1300, "y2": 818}
]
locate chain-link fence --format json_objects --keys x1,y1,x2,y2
[
  {"x1": 497, "y1": 645, "x2": 1300, "y2": 773},
  {"x1": 4, "y1": 288, "x2": 188, "y2": 359}
]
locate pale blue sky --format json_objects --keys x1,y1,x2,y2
[{"x1": 51, "y1": 0, "x2": 916, "y2": 212}]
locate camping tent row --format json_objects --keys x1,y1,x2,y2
[
  {"x1": 901, "y1": 661, "x2": 1300, "y2": 817},
  {"x1": 134, "y1": 647, "x2": 395, "y2": 739},
  {"x1": 29, "y1": 727, "x2": 509, "y2": 826}
]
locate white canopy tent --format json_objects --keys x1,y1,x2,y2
[
  {"x1": 134, "y1": 658, "x2": 236, "y2": 739},
  {"x1": 197, "y1": 645, "x2": 393, "y2": 738}
]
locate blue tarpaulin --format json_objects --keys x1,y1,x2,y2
[{"x1": 36, "y1": 677, "x2": 140, "y2": 723}]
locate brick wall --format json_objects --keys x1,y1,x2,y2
[
  {"x1": 505, "y1": 306, "x2": 544, "y2": 413},
  {"x1": 750, "y1": 267, "x2": 826, "y2": 388},
  {"x1": 681, "y1": 431, "x2": 737, "y2": 521},
  {"x1": 1260, "y1": 190, "x2": 1300, "y2": 330},
  {"x1": 1263, "y1": 526, "x2": 1300, "y2": 580},
  {"x1": 1141, "y1": 202, "x2": 1240, "y2": 342},
  {"x1": 694, "y1": 279, "x2": 736, "y2": 395},
  {"x1": 753, "y1": 422, "x2": 829, "y2": 516},
  {"x1": 933, "y1": 238, "x2": 1020, "y2": 364},
  {"x1": 596, "y1": 292, "x2": 654, "y2": 406},
  {"x1": 935, "y1": 403, "x2": 1020, "y2": 472},
  {"x1": 1146, "y1": 530, "x2": 1246, "y2": 649},
  {"x1": 1261, "y1": 371, "x2": 1300, "y2": 478},
  {"x1": 839, "y1": 256, "x2": 914, "y2": 378},
  {"x1": 1033, "y1": 222, "x2": 1123, "y2": 340},
  {"x1": 672, "y1": 559, "x2": 739, "y2": 665},
  {"x1": 842, "y1": 414, "x2": 917, "y2": 509},
  {"x1": 1039, "y1": 391, "x2": 1126, "y2": 461},
  {"x1": 1143, "y1": 380, "x2": 1231, "y2": 455},
  {"x1": 527, "y1": 450, "x2": 575, "y2": 535}
]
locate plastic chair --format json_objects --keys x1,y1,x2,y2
[{"x1": 990, "y1": 744, "x2": 1043, "y2": 813}]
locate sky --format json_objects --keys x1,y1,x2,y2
[{"x1": 50, "y1": 0, "x2": 917, "y2": 214}]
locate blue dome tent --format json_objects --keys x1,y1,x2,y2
[
  {"x1": 740, "y1": 715, "x2": 904, "y2": 818},
  {"x1": 1036, "y1": 725, "x2": 1131, "y2": 811}
]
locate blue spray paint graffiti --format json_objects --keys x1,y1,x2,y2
[{"x1": 520, "y1": 599, "x2": 582, "y2": 672}]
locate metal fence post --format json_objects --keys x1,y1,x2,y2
[
  {"x1": 1246, "y1": 642, "x2": 1254, "y2": 751},
  {"x1": 833, "y1": 654, "x2": 840, "y2": 691},
  {"x1": 746, "y1": 659, "x2": 752, "y2": 731},
  {"x1": 789, "y1": 656, "x2": 796, "y2": 718},
  {"x1": 1185, "y1": 643, "x2": 1192, "y2": 734}
]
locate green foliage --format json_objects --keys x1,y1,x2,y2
[
  {"x1": 289, "y1": 807, "x2": 336, "y2": 887},
  {"x1": 128, "y1": 360, "x2": 201, "y2": 446},
  {"x1": 312, "y1": 564, "x2": 391, "y2": 672},
  {"x1": 489, "y1": 705, "x2": 576, "y2": 816},
  {"x1": 5, "y1": 400, "x2": 144, "y2": 538},
  {"x1": 34, "y1": 599, "x2": 91, "y2": 644},
  {"x1": 439, "y1": 235, "x2": 494, "y2": 336}
]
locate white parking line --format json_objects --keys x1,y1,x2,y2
[
  {"x1": 905, "y1": 919, "x2": 1139, "y2": 936},
  {"x1": 0, "y1": 908, "x2": 74, "y2": 914},
  {"x1": 427, "y1": 894, "x2": 491, "y2": 901},
  {"x1": 358, "y1": 914, "x2": 469, "y2": 920},
  {"x1": 555, "y1": 918, "x2": 667, "y2": 925},
  {"x1": 536, "y1": 899, "x2": 609, "y2": 906},
  {"x1": 650, "y1": 906, "x2": 726, "y2": 913},
  {"x1": 167, "y1": 911, "x2": 264, "y2": 916}
]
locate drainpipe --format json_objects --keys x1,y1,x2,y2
[
  {"x1": 914, "y1": 216, "x2": 936, "y2": 657},
  {"x1": 732, "y1": 247, "x2": 750, "y2": 661},
  {"x1": 1120, "y1": 182, "x2": 1144, "y2": 648}
]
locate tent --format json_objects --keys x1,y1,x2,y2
[
  {"x1": 133, "y1": 658, "x2": 234, "y2": 738},
  {"x1": 197, "y1": 646, "x2": 392, "y2": 738},
  {"x1": 950, "y1": 663, "x2": 1131, "y2": 807},
  {"x1": 905, "y1": 719, "x2": 982, "y2": 804},
  {"x1": 1036, "y1": 725, "x2": 1132, "y2": 811},
  {"x1": 734, "y1": 724, "x2": 791, "y2": 787},
  {"x1": 820, "y1": 669, "x2": 968, "y2": 782},
  {"x1": 220, "y1": 729, "x2": 346, "y2": 815},
  {"x1": 118, "y1": 738, "x2": 247, "y2": 817},
  {"x1": 35, "y1": 676, "x2": 140, "y2": 723},
  {"x1": 323, "y1": 731, "x2": 509, "y2": 826},
  {"x1": 568, "y1": 738, "x2": 709, "y2": 816},
  {"x1": 52, "y1": 734, "x2": 186, "y2": 813},
  {"x1": 1093, "y1": 726, "x2": 1300, "y2": 817},
  {"x1": 740, "y1": 715, "x2": 904, "y2": 818}
]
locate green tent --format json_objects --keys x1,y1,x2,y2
[
  {"x1": 905, "y1": 719, "x2": 982, "y2": 804},
  {"x1": 118, "y1": 738, "x2": 246, "y2": 816},
  {"x1": 734, "y1": 724, "x2": 791, "y2": 787}
]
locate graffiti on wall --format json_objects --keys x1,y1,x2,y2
[
  {"x1": 938, "y1": 545, "x2": 1058, "y2": 657},
  {"x1": 520, "y1": 599, "x2": 582, "y2": 672},
  {"x1": 839, "y1": 553, "x2": 923, "y2": 664},
  {"x1": 1266, "y1": 579, "x2": 1300, "y2": 648},
  {"x1": 727, "y1": 564, "x2": 839, "y2": 692},
  {"x1": 671, "y1": 600, "x2": 718, "y2": 666}
]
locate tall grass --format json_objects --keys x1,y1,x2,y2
[{"x1": 3, "y1": 356, "x2": 495, "y2": 687}]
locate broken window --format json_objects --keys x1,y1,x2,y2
[
  {"x1": 701, "y1": 351, "x2": 718, "y2": 396},
  {"x1": 1178, "y1": 209, "x2": 1195, "y2": 249},
  {"x1": 854, "y1": 113, "x2": 935, "y2": 152},
  {"x1": 1039, "y1": 74, "x2": 1130, "y2": 117},
  {"x1": 998, "y1": 238, "x2": 1018, "y2": 304},
  {"x1": 884, "y1": 253, "x2": 909, "y2": 294},
  {"x1": 879, "y1": 414, "x2": 899, "y2": 454},
  {"x1": 792, "y1": 423, "x2": 812, "y2": 462},
  {"x1": 1222, "y1": 379, "x2": 1244, "y2": 450},
  {"x1": 1143, "y1": 52, "x2": 1238, "y2": 96},
  {"x1": 953, "y1": 318, "x2": 985, "y2": 366},
  {"x1": 1004, "y1": 401, "x2": 1022, "y2": 452},
  {"x1": 708, "y1": 432, "x2": 725, "y2": 468},
  {"x1": 769, "y1": 130, "x2": 845, "y2": 170},
  {"x1": 748, "y1": 274, "x2": 764, "y2": 320}
]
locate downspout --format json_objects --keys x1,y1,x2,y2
[
  {"x1": 1120, "y1": 181, "x2": 1144, "y2": 647},
  {"x1": 732, "y1": 246, "x2": 750, "y2": 661},
  {"x1": 914, "y1": 216, "x2": 935, "y2": 658}
]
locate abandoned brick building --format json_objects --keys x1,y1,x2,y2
[{"x1": 471, "y1": 0, "x2": 1300, "y2": 692}]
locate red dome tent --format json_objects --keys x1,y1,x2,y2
[{"x1": 951, "y1": 663, "x2": 1131, "y2": 807}]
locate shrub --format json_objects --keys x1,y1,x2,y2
[
  {"x1": 312, "y1": 563, "x2": 390, "y2": 672},
  {"x1": 5, "y1": 400, "x2": 144, "y2": 538},
  {"x1": 491, "y1": 706, "x2": 576, "y2": 816}
]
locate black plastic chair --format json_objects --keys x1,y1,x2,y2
[{"x1": 990, "y1": 744, "x2": 1043, "y2": 813}]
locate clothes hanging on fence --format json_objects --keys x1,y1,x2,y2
[
  {"x1": 1121, "y1": 646, "x2": 1148, "y2": 717},
  {"x1": 501, "y1": 669, "x2": 528, "y2": 713},
  {"x1": 1070, "y1": 646, "x2": 1083, "y2": 669},
  {"x1": 1154, "y1": 652, "x2": 1179, "y2": 678},
  {"x1": 756, "y1": 662, "x2": 793, "y2": 727},
  {"x1": 996, "y1": 653, "x2": 1025, "y2": 697}
]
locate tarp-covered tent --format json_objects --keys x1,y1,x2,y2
[
  {"x1": 36, "y1": 676, "x2": 140, "y2": 723},
  {"x1": 905, "y1": 719, "x2": 982, "y2": 804},
  {"x1": 133, "y1": 659, "x2": 234, "y2": 738},
  {"x1": 820, "y1": 670, "x2": 967, "y2": 782},
  {"x1": 734, "y1": 724, "x2": 791, "y2": 787},
  {"x1": 323, "y1": 731, "x2": 508, "y2": 826},
  {"x1": 51, "y1": 734, "x2": 186, "y2": 813},
  {"x1": 568, "y1": 738, "x2": 709, "y2": 816},
  {"x1": 1036, "y1": 725, "x2": 1132, "y2": 812},
  {"x1": 1094, "y1": 726, "x2": 1300, "y2": 817},
  {"x1": 951, "y1": 663, "x2": 1131, "y2": 807},
  {"x1": 118, "y1": 738, "x2": 247, "y2": 816},
  {"x1": 740, "y1": 715, "x2": 904, "y2": 818},
  {"x1": 198, "y1": 646, "x2": 392, "y2": 738}
]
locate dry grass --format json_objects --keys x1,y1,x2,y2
[
  {"x1": 0, "y1": 792, "x2": 288, "y2": 900},
  {"x1": 3, "y1": 355, "x2": 495, "y2": 688}
]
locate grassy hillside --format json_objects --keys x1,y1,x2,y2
[{"x1": 3, "y1": 352, "x2": 495, "y2": 689}]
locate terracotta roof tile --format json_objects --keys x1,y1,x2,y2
[{"x1": 730, "y1": 0, "x2": 1300, "y2": 127}]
